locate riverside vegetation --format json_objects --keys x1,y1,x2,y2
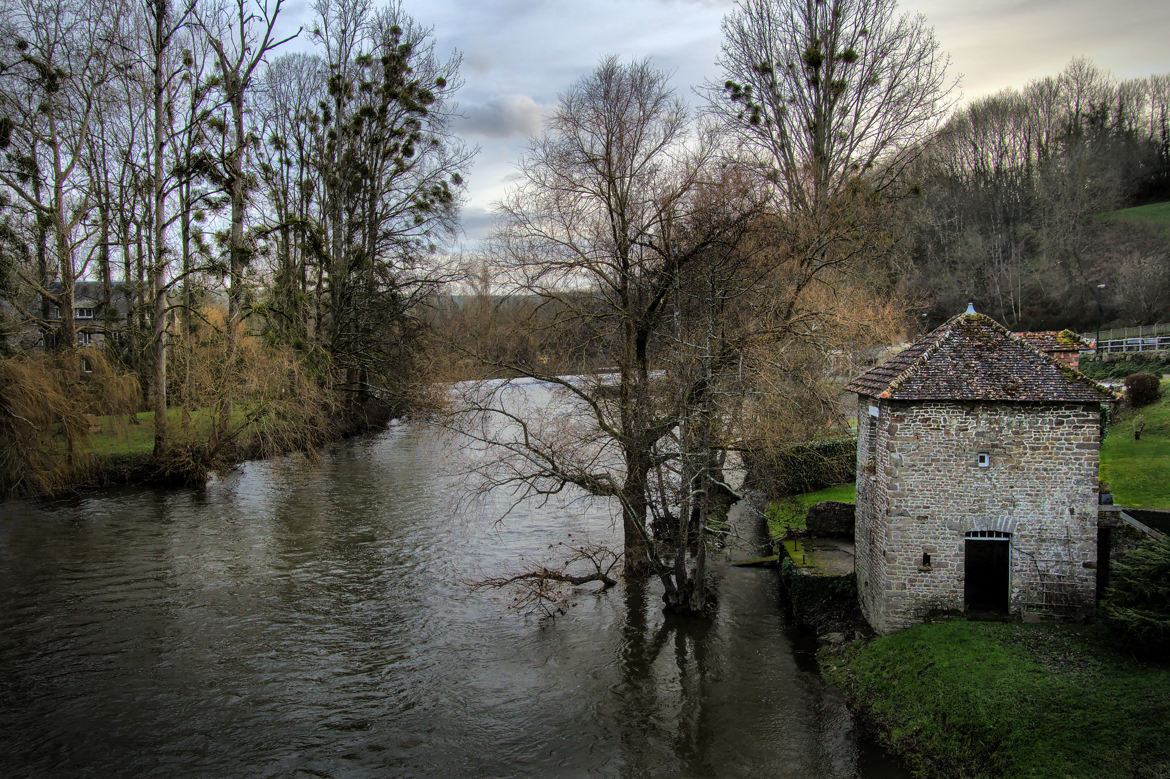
[{"x1": 821, "y1": 620, "x2": 1170, "y2": 777}]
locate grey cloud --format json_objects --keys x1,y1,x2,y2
[
  {"x1": 458, "y1": 94, "x2": 545, "y2": 139},
  {"x1": 465, "y1": 51, "x2": 495, "y2": 74},
  {"x1": 459, "y1": 206, "x2": 499, "y2": 242},
  {"x1": 651, "y1": 0, "x2": 733, "y2": 6}
]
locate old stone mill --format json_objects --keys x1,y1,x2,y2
[{"x1": 781, "y1": 305, "x2": 1156, "y2": 636}]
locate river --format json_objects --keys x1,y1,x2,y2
[{"x1": 0, "y1": 384, "x2": 901, "y2": 776}]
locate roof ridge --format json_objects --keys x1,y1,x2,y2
[
  {"x1": 879, "y1": 318, "x2": 955, "y2": 399},
  {"x1": 848, "y1": 310, "x2": 1117, "y2": 403},
  {"x1": 1004, "y1": 322, "x2": 1118, "y2": 399}
]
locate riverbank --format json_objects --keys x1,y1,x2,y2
[
  {"x1": 765, "y1": 483, "x2": 856, "y2": 539},
  {"x1": 820, "y1": 619, "x2": 1170, "y2": 777},
  {"x1": 4, "y1": 397, "x2": 400, "y2": 500},
  {"x1": 1, "y1": 381, "x2": 897, "y2": 777}
]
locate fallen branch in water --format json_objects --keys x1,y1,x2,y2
[
  {"x1": 473, "y1": 540, "x2": 621, "y2": 617},
  {"x1": 481, "y1": 567, "x2": 617, "y2": 588}
]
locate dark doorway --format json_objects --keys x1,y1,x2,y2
[
  {"x1": 965, "y1": 533, "x2": 1010, "y2": 613},
  {"x1": 1096, "y1": 527, "x2": 1112, "y2": 600}
]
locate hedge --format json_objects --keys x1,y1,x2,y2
[
  {"x1": 1124, "y1": 372, "x2": 1162, "y2": 407},
  {"x1": 743, "y1": 435, "x2": 856, "y2": 498},
  {"x1": 1080, "y1": 354, "x2": 1170, "y2": 380},
  {"x1": 1101, "y1": 538, "x2": 1170, "y2": 657}
]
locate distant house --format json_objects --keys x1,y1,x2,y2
[
  {"x1": 845, "y1": 307, "x2": 1116, "y2": 634},
  {"x1": 1013, "y1": 330, "x2": 1093, "y2": 370},
  {"x1": 20, "y1": 281, "x2": 130, "y2": 353}
]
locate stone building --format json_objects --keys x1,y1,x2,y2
[
  {"x1": 1013, "y1": 330, "x2": 1092, "y2": 370},
  {"x1": 6, "y1": 281, "x2": 130, "y2": 353},
  {"x1": 845, "y1": 308, "x2": 1116, "y2": 634}
]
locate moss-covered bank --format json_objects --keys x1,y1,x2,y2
[{"x1": 821, "y1": 620, "x2": 1170, "y2": 777}]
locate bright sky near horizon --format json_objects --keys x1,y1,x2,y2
[{"x1": 282, "y1": 0, "x2": 1170, "y2": 253}]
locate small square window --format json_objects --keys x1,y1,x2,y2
[{"x1": 977, "y1": 452, "x2": 990, "y2": 468}]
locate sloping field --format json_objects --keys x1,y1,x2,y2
[{"x1": 1101, "y1": 200, "x2": 1170, "y2": 235}]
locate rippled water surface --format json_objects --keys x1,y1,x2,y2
[{"x1": 1, "y1": 389, "x2": 900, "y2": 777}]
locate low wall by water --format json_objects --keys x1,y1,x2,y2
[
  {"x1": 778, "y1": 538, "x2": 862, "y2": 640},
  {"x1": 806, "y1": 501, "x2": 855, "y2": 539}
]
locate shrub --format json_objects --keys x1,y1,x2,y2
[
  {"x1": 744, "y1": 436, "x2": 856, "y2": 497},
  {"x1": 1102, "y1": 538, "x2": 1170, "y2": 658},
  {"x1": 1123, "y1": 372, "x2": 1161, "y2": 407},
  {"x1": 0, "y1": 350, "x2": 143, "y2": 498},
  {"x1": 0, "y1": 353, "x2": 92, "y2": 497},
  {"x1": 1081, "y1": 355, "x2": 1170, "y2": 380}
]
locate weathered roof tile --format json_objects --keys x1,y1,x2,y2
[
  {"x1": 1014, "y1": 330, "x2": 1092, "y2": 353},
  {"x1": 847, "y1": 312, "x2": 1116, "y2": 403}
]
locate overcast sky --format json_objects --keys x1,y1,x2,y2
[{"x1": 284, "y1": 0, "x2": 1170, "y2": 253}]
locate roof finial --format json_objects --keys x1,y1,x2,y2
[{"x1": 965, "y1": 302, "x2": 976, "y2": 315}]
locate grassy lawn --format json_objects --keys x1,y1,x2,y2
[
  {"x1": 76, "y1": 407, "x2": 246, "y2": 457},
  {"x1": 1101, "y1": 380, "x2": 1170, "y2": 508},
  {"x1": 765, "y1": 482, "x2": 856, "y2": 539},
  {"x1": 1100, "y1": 200, "x2": 1170, "y2": 236},
  {"x1": 822, "y1": 620, "x2": 1170, "y2": 777}
]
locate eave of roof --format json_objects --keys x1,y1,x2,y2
[{"x1": 846, "y1": 312, "x2": 1117, "y2": 404}]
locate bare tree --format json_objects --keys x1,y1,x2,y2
[
  {"x1": 196, "y1": 0, "x2": 297, "y2": 430},
  {"x1": 138, "y1": 0, "x2": 200, "y2": 452},
  {"x1": 713, "y1": 0, "x2": 955, "y2": 214},
  {"x1": 255, "y1": 51, "x2": 322, "y2": 345},
  {"x1": 707, "y1": 0, "x2": 948, "y2": 462},
  {"x1": 305, "y1": 0, "x2": 469, "y2": 416},
  {"x1": 457, "y1": 58, "x2": 764, "y2": 613},
  {"x1": 0, "y1": 0, "x2": 128, "y2": 355}
]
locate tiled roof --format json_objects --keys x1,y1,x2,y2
[
  {"x1": 846, "y1": 312, "x2": 1117, "y2": 403},
  {"x1": 1014, "y1": 330, "x2": 1092, "y2": 353}
]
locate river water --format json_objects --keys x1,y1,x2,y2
[{"x1": 1, "y1": 384, "x2": 900, "y2": 777}]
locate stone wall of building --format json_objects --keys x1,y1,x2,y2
[
  {"x1": 856, "y1": 400, "x2": 1101, "y2": 634},
  {"x1": 854, "y1": 399, "x2": 891, "y2": 629}
]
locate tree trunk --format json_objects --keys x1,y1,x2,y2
[
  {"x1": 151, "y1": 2, "x2": 169, "y2": 456},
  {"x1": 621, "y1": 451, "x2": 654, "y2": 576},
  {"x1": 220, "y1": 88, "x2": 247, "y2": 436},
  {"x1": 54, "y1": 216, "x2": 76, "y2": 355}
]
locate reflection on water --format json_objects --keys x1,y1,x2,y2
[{"x1": 1, "y1": 408, "x2": 901, "y2": 776}]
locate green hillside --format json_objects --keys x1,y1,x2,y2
[
  {"x1": 1101, "y1": 380, "x2": 1170, "y2": 508},
  {"x1": 1100, "y1": 200, "x2": 1170, "y2": 235}
]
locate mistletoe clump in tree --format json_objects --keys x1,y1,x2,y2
[{"x1": 258, "y1": 0, "x2": 470, "y2": 422}]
